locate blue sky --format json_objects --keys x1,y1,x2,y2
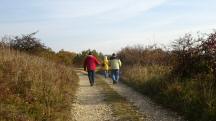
[{"x1": 0, "y1": 0, "x2": 216, "y2": 54}]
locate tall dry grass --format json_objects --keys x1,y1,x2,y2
[
  {"x1": 0, "y1": 48, "x2": 78, "y2": 121},
  {"x1": 121, "y1": 65, "x2": 216, "y2": 121},
  {"x1": 121, "y1": 65, "x2": 170, "y2": 95},
  {"x1": 118, "y1": 31, "x2": 216, "y2": 121}
]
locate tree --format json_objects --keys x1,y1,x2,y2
[{"x1": 10, "y1": 32, "x2": 46, "y2": 54}]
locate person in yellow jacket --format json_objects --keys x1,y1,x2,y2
[
  {"x1": 102, "y1": 56, "x2": 109, "y2": 78},
  {"x1": 110, "y1": 53, "x2": 122, "y2": 84}
]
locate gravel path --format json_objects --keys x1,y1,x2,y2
[
  {"x1": 71, "y1": 70, "x2": 115, "y2": 121},
  {"x1": 103, "y1": 77, "x2": 185, "y2": 121},
  {"x1": 72, "y1": 70, "x2": 185, "y2": 121}
]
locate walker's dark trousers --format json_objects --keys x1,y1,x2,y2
[{"x1": 88, "y1": 70, "x2": 95, "y2": 86}]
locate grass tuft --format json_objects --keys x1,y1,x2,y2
[{"x1": 96, "y1": 76, "x2": 145, "y2": 121}]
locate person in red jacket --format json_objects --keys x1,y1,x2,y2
[{"x1": 84, "y1": 52, "x2": 100, "y2": 86}]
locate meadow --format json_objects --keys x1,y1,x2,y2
[
  {"x1": 118, "y1": 32, "x2": 216, "y2": 121},
  {"x1": 0, "y1": 34, "x2": 78, "y2": 121}
]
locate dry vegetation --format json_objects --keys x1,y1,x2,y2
[
  {"x1": 118, "y1": 32, "x2": 216, "y2": 121},
  {"x1": 0, "y1": 33, "x2": 78, "y2": 121},
  {"x1": 0, "y1": 48, "x2": 78, "y2": 121}
]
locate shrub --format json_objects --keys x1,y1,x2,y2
[
  {"x1": 201, "y1": 32, "x2": 216, "y2": 79},
  {"x1": 56, "y1": 49, "x2": 76, "y2": 66},
  {"x1": 171, "y1": 33, "x2": 207, "y2": 77},
  {"x1": 1, "y1": 33, "x2": 78, "y2": 67},
  {"x1": 171, "y1": 32, "x2": 216, "y2": 79},
  {"x1": 118, "y1": 45, "x2": 170, "y2": 66},
  {"x1": 118, "y1": 31, "x2": 216, "y2": 121},
  {"x1": 9, "y1": 32, "x2": 46, "y2": 54}
]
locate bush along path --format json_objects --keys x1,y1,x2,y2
[{"x1": 72, "y1": 70, "x2": 185, "y2": 121}]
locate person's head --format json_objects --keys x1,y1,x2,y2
[
  {"x1": 88, "y1": 51, "x2": 92, "y2": 55},
  {"x1": 112, "y1": 53, "x2": 116, "y2": 57},
  {"x1": 104, "y1": 56, "x2": 108, "y2": 60}
]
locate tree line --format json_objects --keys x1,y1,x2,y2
[{"x1": 0, "y1": 32, "x2": 103, "y2": 67}]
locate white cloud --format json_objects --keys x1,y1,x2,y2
[
  {"x1": 96, "y1": 0, "x2": 168, "y2": 21},
  {"x1": 46, "y1": 0, "x2": 168, "y2": 21}
]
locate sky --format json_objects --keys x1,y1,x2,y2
[{"x1": 0, "y1": 0, "x2": 216, "y2": 54}]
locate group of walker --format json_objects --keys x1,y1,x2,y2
[{"x1": 83, "y1": 52, "x2": 122, "y2": 86}]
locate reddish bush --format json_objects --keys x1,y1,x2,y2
[
  {"x1": 118, "y1": 45, "x2": 170, "y2": 66},
  {"x1": 201, "y1": 32, "x2": 216, "y2": 78}
]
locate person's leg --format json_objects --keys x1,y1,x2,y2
[
  {"x1": 116, "y1": 70, "x2": 120, "y2": 83},
  {"x1": 113, "y1": 70, "x2": 118, "y2": 84},
  {"x1": 109, "y1": 70, "x2": 112, "y2": 78},
  {"x1": 108, "y1": 70, "x2": 111, "y2": 77},
  {"x1": 88, "y1": 71, "x2": 92, "y2": 85},
  {"x1": 105, "y1": 70, "x2": 109, "y2": 78},
  {"x1": 91, "y1": 70, "x2": 95, "y2": 85},
  {"x1": 111, "y1": 70, "x2": 116, "y2": 83},
  {"x1": 104, "y1": 70, "x2": 107, "y2": 78}
]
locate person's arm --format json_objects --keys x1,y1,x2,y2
[
  {"x1": 94, "y1": 57, "x2": 101, "y2": 65},
  {"x1": 119, "y1": 59, "x2": 122, "y2": 67},
  {"x1": 109, "y1": 60, "x2": 112, "y2": 67},
  {"x1": 83, "y1": 58, "x2": 87, "y2": 71}
]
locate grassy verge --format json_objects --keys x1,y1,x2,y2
[
  {"x1": 121, "y1": 65, "x2": 216, "y2": 121},
  {"x1": 96, "y1": 76, "x2": 145, "y2": 121},
  {"x1": 0, "y1": 48, "x2": 78, "y2": 121}
]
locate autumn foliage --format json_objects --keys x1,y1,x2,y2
[
  {"x1": 118, "y1": 31, "x2": 216, "y2": 121},
  {"x1": 0, "y1": 33, "x2": 78, "y2": 121}
]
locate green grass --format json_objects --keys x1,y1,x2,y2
[
  {"x1": 96, "y1": 76, "x2": 145, "y2": 121},
  {"x1": 0, "y1": 48, "x2": 78, "y2": 121}
]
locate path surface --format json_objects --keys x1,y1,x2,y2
[
  {"x1": 103, "y1": 77, "x2": 184, "y2": 121},
  {"x1": 72, "y1": 70, "x2": 115, "y2": 121},
  {"x1": 72, "y1": 70, "x2": 185, "y2": 121}
]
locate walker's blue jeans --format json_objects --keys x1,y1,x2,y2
[
  {"x1": 88, "y1": 70, "x2": 95, "y2": 85},
  {"x1": 104, "y1": 70, "x2": 109, "y2": 78},
  {"x1": 111, "y1": 69, "x2": 119, "y2": 83}
]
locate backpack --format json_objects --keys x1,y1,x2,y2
[{"x1": 102, "y1": 63, "x2": 105, "y2": 67}]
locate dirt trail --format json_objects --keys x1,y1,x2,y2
[
  {"x1": 72, "y1": 70, "x2": 185, "y2": 121},
  {"x1": 71, "y1": 70, "x2": 115, "y2": 121},
  {"x1": 103, "y1": 77, "x2": 185, "y2": 121}
]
